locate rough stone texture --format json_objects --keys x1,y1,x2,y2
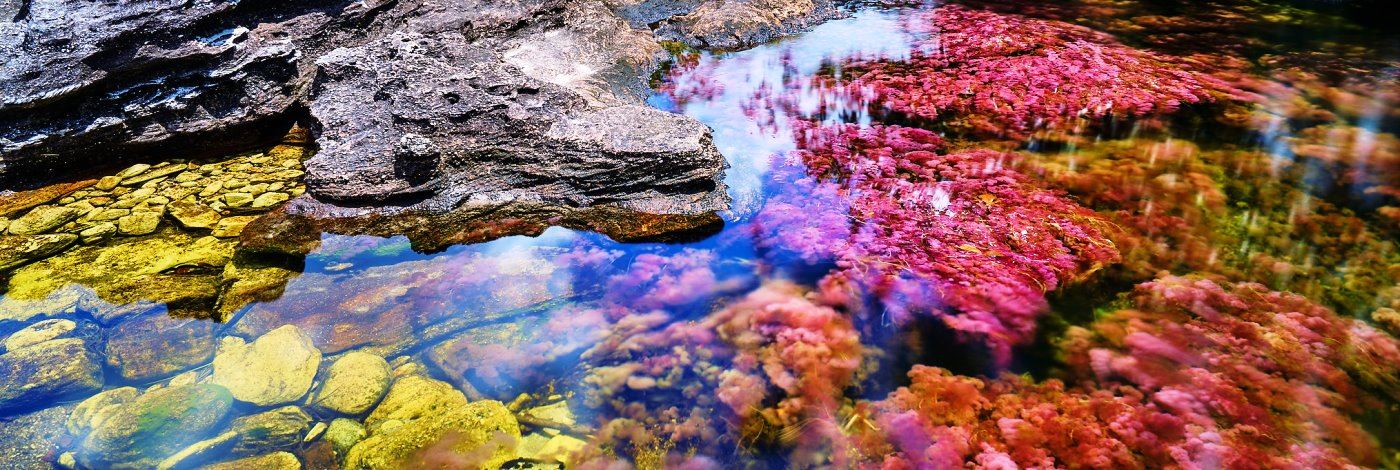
[
  {"x1": 346, "y1": 375, "x2": 519, "y2": 469},
  {"x1": 311, "y1": 351, "x2": 392, "y2": 416},
  {"x1": 77, "y1": 384, "x2": 236, "y2": 470},
  {"x1": 104, "y1": 313, "x2": 216, "y2": 382},
  {"x1": 0, "y1": 0, "x2": 847, "y2": 228},
  {"x1": 2, "y1": 317, "x2": 99, "y2": 352},
  {"x1": 227, "y1": 406, "x2": 314, "y2": 455},
  {"x1": 0, "y1": 234, "x2": 77, "y2": 272},
  {"x1": 0, "y1": 338, "x2": 103, "y2": 413},
  {"x1": 67, "y1": 386, "x2": 141, "y2": 437},
  {"x1": 325, "y1": 418, "x2": 367, "y2": 457},
  {"x1": 209, "y1": 325, "x2": 322, "y2": 406},
  {"x1": 201, "y1": 452, "x2": 302, "y2": 470}
]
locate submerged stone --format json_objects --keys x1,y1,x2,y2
[
  {"x1": 67, "y1": 386, "x2": 140, "y2": 437},
  {"x1": 312, "y1": 351, "x2": 391, "y2": 416},
  {"x1": 104, "y1": 313, "x2": 216, "y2": 382},
  {"x1": 4, "y1": 229, "x2": 235, "y2": 306},
  {"x1": 168, "y1": 197, "x2": 222, "y2": 229},
  {"x1": 325, "y1": 418, "x2": 367, "y2": 457},
  {"x1": 201, "y1": 452, "x2": 301, "y2": 470},
  {"x1": 346, "y1": 378, "x2": 519, "y2": 470},
  {"x1": 78, "y1": 384, "x2": 235, "y2": 469},
  {"x1": 0, "y1": 338, "x2": 103, "y2": 413},
  {"x1": 228, "y1": 406, "x2": 314, "y2": 455},
  {"x1": 3, "y1": 318, "x2": 98, "y2": 352},
  {"x1": 210, "y1": 325, "x2": 321, "y2": 406}
]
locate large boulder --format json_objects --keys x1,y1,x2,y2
[
  {"x1": 209, "y1": 325, "x2": 321, "y2": 406},
  {"x1": 0, "y1": 337, "x2": 103, "y2": 413},
  {"x1": 0, "y1": 0, "x2": 852, "y2": 229},
  {"x1": 77, "y1": 384, "x2": 236, "y2": 469}
]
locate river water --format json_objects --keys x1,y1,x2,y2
[{"x1": 1, "y1": 1, "x2": 1398, "y2": 469}]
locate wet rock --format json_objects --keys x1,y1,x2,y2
[
  {"x1": 96, "y1": 176, "x2": 123, "y2": 191},
  {"x1": 104, "y1": 313, "x2": 216, "y2": 382},
  {"x1": 0, "y1": 234, "x2": 78, "y2": 272},
  {"x1": 0, "y1": 404, "x2": 75, "y2": 469},
  {"x1": 5, "y1": 229, "x2": 235, "y2": 306},
  {"x1": 364, "y1": 375, "x2": 470, "y2": 432},
  {"x1": 3, "y1": 318, "x2": 98, "y2": 352},
  {"x1": 210, "y1": 325, "x2": 321, "y2": 406},
  {"x1": 0, "y1": 338, "x2": 104, "y2": 413},
  {"x1": 250, "y1": 192, "x2": 289, "y2": 210},
  {"x1": 517, "y1": 433, "x2": 588, "y2": 466},
  {"x1": 214, "y1": 260, "x2": 300, "y2": 322},
  {"x1": 78, "y1": 384, "x2": 236, "y2": 469},
  {"x1": 168, "y1": 198, "x2": 222, "y2": 229},
  {"x1": 655, "y1": 0, "x2": 840, "y2": 50},
  {"x1": 0, "y1": 179, "x2": 96, "y2": 218},
  {"x1": 0, "y1": 284, "x2": 88, "y2": 325},
  {"x1": 116, "y1": 212, "x2": 162, "y2": 236},
  {"x1": 67, "y1": 386, "x2": 140, "y2": 437},
  {"x1": 122, "y1": 164, "x2": 186, "y2": 186},
  {"x1": 230, "y1": 406, "x2": 314, "y2": 454},
  {"x1": 211, "y1": 215, "x2": 259, "y2": 238},
  {"x1": 201, "y1": 452, "x2": 301, "y2": 470},
  {"x1": 78, "y1": 222, "x2": 117, "y2": 244},
  {"x1": 7, "y1": 206, "x2": 83, "y2": 235},
  {"x1": 346, "y1": 375, "x2": 519, "y2": 469},
  {"x1": 311, "y1": 351, "x2": 391, "y2": 416},
  {"x1": 325, "y1": 418, "x2": 367, "y2": 456}
]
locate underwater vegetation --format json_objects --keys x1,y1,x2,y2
[{"x1": 1, "y1": 0, "x2": 1398, "y2": 468}]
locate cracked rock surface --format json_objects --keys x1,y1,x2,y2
[{"x1": 1, "y1": 0, "x2": 843, "y2": 217}]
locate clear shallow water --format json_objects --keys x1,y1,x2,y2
[{"x1": 3, "y1": 2, "x2": 1400, "y2": 469}]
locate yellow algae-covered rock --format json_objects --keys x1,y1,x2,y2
[
  {"x1": 210, "y1": 325, "x2": 321, "y2": 406},
  {"x1": 364, "y1": 375, "x2": 469, "y2": 432},
  {"x1": 4, "y1": 229, "x2": 236, "y2": 306},
  {"x1": 311, "y1": 351, "x2": 391, "y2": 416},
  {"x1": 345, "y1": 390, "x2": 519, "y2": 470},
  {"x1": 200, "y1": 451, "x2": 302, "y2": 470}
]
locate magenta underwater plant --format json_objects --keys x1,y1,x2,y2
[
  {"x1": 856, "y1": 275, "x2": 1400, "y2": 469},
  {"x1": 838, "y1": 5, "x2": 1239, "y2": 138},
  {"x1": 756, "y1": 122, "x2": 1119, "y2": 365}
]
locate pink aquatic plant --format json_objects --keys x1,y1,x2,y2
[
  {"x1": 834, "y1": 5, "x2": 1239, "y2": 138},
  {"x1": 759, "y1": 122, "x2": 1118, "y2": 364},
  {"x1": 856, "y1": 275, "x2": 1400, "y2": 469}
]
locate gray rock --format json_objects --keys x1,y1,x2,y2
[
  {"x1": 0, "y1": 0, "x2": 853, "y2": 230},
  {"x1": 77, "y1": 384, "x2": 236, "y2": 470},
  {"x1": 209, "y1": 325, "x2": 321, "y2": 406},
  {"x1": 311, "y1": 351, "x2": 391, "y2": 416},
  {"x1": 0, "y1": 338, "x2": 103, "y2": 413}
]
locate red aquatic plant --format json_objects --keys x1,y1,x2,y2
[
  {"x1": 858, "y1": 275, "x2": 1400, "y2": 469},
  {"x1": 836, "y1": 5, "x2": 1238, "y2": 138},
  {"x1": 758, "y1": 122, "x2": 1118, "y2": 365}
]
